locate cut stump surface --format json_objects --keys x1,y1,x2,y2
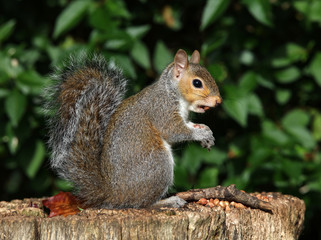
[{"x1": 0, "y1": 192, "x2": 305, "y2": 240}]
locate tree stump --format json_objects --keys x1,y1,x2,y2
[{"x1": 0, "y1": 192, "x2": 305, "y2": 240}]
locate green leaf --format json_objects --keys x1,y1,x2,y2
[
  {"x1": 281, "y1": 109, "x2": 310, "y2": 128},
  {"x1": 286, "y1": 43, "x2": 307, "y2": 62},
  {"x1": 208, "y1": 63, "x2": 228, "y2": 82},
  {"x1": 224, "y1": 84, "x2": 248, "y2": 99},
  {"x1": 309, "y1": 1, "x2": 321, "y2": 24},
  {"x1": 201, "y1": 31, "x2": 227, "y2": 55},
  {"x1": 200, "y1": 0, "x2": 231, "y2": 30},
  {"x1": 308, "y1": 52, "x2": 321, "y2": 87},
  {"x1": 33, "y1": 35, "x2": 50, "y2": 50},
  {"x1": 26, "y1": 141, "x2": 46, "y2": 179},
  {"x1": 88, "y1": 5, "x2": 112, "y2": 31},
  {"x1": 53, "y1": 0, "x2": 90, "y2": 39},
  {"x1": 105, "y1": 39, "x2": 128, "y2": 50},
  {"x1": 130, "y1": 41, "x2": 150, "y2": 69},
  {"x1": 112, "y1": 54, "x2": 137, "y2": 79},
  {"x1": 17, "y1": 70, "x2": 47, "y2": 95},
  {"x1": 239, "y1": 71, "x2": 258, "y2": 93},
  {"x1": 20, "y1": 50, "x2": 41, "y2": 67},
  {"x1": 0, "y1": 19, "x2": 16, "y2": 42},
  {"x1": 275, "y1": 89, "x2": 291, "y2": 105},
  {"x1": 223, "y1": 84, "x2": 250, "y2": 126},
  {"x1": 286, "y1": 126, "x2": 315, "y2": 149},
  {"x1": 242, "y1": 0, "x2": 273, "y2": 26},
  {"x1": 5, "y1": 89, "x2": 27, "y2": 127},
  {"x1": 247, "y1": 93, "x2": 264, "y2": 117},
  {"x1": 275, "y1": 67, "x2": 301, "y2": 83},
  {"x1": 106, "y1": 0, "x2": 130, "y2": 19},
  {"x1": 281, "y1": 110, "x2": 315, "y2": 149},
  {"x1": 294, "y1": 0, "x2": 321, "y2": 24},
  {"x1": 91, "y1": 28, "x2": 131, "y2": 45},
  {"x1": 126, "y1": 25, "x2": 151, "y2": 39},
  {"x1": 262, "y1": 120, "x2": 289, "y2": 146},
  {"x1": 294, "y1": 1, "x2": 309, "y2": 16},
  {"x1": 47, "y1": 46, "x2": 63, "y2": 64},
  {"x1": 271, "y1": 58, "x2": 292, "y2": 68},
  {"x1": 271, "y1": 43, "x2": 307, "y2": 68},
  {"x1": 153, "y1": 41, "x2": 173, "y2": 74},
  {"x1": 257, "y1": 74, "x2": 275, "y2": 89},
  {"x1": 223, "y1": 98, "x2": 248, "y2": 127}
]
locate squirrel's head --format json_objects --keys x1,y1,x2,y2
[{"x1": 173, "y1": 49, "x2": 222, "y2": 113}]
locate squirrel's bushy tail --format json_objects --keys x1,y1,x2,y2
[{"x1": 44, "y1": 54, "x2": 127, "y2": 206}]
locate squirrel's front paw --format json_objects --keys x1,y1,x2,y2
[
  {"x1": 191, "y1": 123, "x2": 215, "y2": 150},
  {"x1": 200, "y1": 133, "x2": 215, "y2": 150}
]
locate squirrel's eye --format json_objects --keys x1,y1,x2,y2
[{"x1": 192, "y1": 79, "x2": 203, "y2": 88}]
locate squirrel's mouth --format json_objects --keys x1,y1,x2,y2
[
  {"x1": 190, "y1": 96, "x2": 222, "y2": 113},
  {"x1": 190, "y1": 104, "x2": 211, "y2": 113},
  {"x1": 197, "y1": 105, "x2": 210, "y2": 113}
]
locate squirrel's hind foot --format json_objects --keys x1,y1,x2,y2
[{"x1": 151, "y1": 196, "x2": 187, "y2": 208}]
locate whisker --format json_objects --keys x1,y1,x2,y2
[{"x1": 191, "y1": 92, "x2": 208, "y2": 98}]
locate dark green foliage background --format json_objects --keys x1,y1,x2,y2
[{"x1": 1, "y1": 0, "x2": 320, "y2": 238}]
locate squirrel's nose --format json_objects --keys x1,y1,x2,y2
[{"x1": 208, "y1": 95, "x2": 222, "y2": 107}]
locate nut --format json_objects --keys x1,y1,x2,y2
[
  {"x1": 207, "y1": 202, "x2": 215, "y2": 208},
  {"x1": 219, "y1": 201, "x2": 225, "y2": 209},
  {"x1": 198, "y1": 198, "x2": 208, "y2": 205}
]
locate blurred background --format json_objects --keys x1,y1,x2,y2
[{"x1": 0, "y1": 0, "x2": 320, "y2": 239}]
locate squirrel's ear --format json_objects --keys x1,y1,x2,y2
[
  {"x1": 190, "y1": 50, "x2": 200, "y2": 64},
  {"x1": 174, "y1": 49, "x2": 188, "y2": 80}
]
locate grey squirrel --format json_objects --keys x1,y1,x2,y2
[{"x1": 46, "y1": 49, "x2": 222, "y2": 208}]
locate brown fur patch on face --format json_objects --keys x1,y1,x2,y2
[
  {"x1": 189, "y1": 64, "x2": 220, "y2": 96},
  {"x1": 177, "y1": 63, "x2": 220, "y2": 105}
]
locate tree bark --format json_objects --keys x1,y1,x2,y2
[{"x1": 0, "y1": 192, "x2": 305, "y2": 240}]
